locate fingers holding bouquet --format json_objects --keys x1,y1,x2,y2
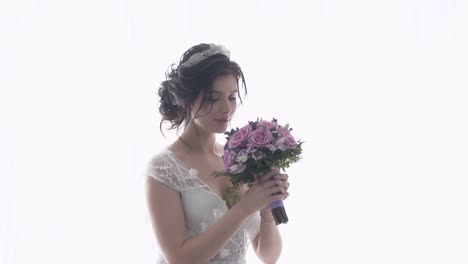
[
  {"x1": 236, "y1": 168, "x2": 291, "y2": 216},
  {"x1": 257, "y1": 168, "x2": 290, "y2": 200},
  {"x1": 238, "y1": 172, "x2": 287, "y2": 215},
  {"x1": 277, "y1": 173, "x2": 290, "y2": 200}
]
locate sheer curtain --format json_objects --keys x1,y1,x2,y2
[{"x1": 1, "y1": 0, "x2": 467, "y2": 263}]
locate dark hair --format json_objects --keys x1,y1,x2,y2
[{"x1": 157, "y1": 43, "x2": 247, "y2": 137}]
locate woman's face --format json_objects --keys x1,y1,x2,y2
[{"x1": 191, "y1": 74, "x2": 238, "y2": 134}]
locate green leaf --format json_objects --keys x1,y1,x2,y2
[{"x1": 226, "y1": 185, "x2": 241, "y2": 208}]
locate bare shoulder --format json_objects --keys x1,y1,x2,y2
[{"x1": 167, "y1": 141, "x2": 191, "y2": 161}]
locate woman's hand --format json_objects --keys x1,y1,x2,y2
[
  {"x1": 236, "y1": 168, "x2": 290, "y2": 216},
  {"x1": 260, "y1": 171, "x2": 289, "y2": 218}
]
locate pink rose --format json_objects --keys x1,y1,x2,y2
[
  {"x1": 228, "y1": 124, "x2": 252, "y2": 149},
  {"x1": 223, "y1": 149, "x2": 234, "y2": 169},
  {"x1": 257, "y1": 120, "x2": 276, "y2": 130},
  {"x1": 278, "y1": 127, "x2": 297, "y2": 149},
  {"x1": 285, "y1": 134, "x2": 297, "y2": 149},
  {"x1": 248, "y1": 127, "x2": 273, "y2": 147},
  {"x1": 277, "y1": 126, "x2": 291, "y2": 137}
]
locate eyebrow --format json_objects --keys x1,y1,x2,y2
[{"x1": 212, "y1": 89, "x2": 238, "y2": 94}]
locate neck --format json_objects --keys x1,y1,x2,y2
[{"x1": 177, "y1": 123, "x2": 222, "y2": 156}]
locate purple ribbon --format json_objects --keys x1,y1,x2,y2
[
  {"x1": 269, "y1": 200, "x2": 284, "y2": 209},
  {"x1": 269, "y1": 191, "x2": 284, "y2": 209}
]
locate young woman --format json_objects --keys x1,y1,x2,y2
[{"x1": 146, "y1": 43, "x2": 290, "y2": 264}]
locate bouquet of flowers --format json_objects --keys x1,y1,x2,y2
[{"x1": 212, "y1": 118, "x2": 303, "y2": 225}]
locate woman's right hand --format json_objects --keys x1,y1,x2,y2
[{"x1": 236, "y1": 167, "x2": 287, "y2": 216}]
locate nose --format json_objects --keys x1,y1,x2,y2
[{"x1": 220, "y1": 97, "x2": 233, "y2": 116}]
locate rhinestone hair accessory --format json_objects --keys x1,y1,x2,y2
[{"x1": 180, "y1": 45, "x2": 231, "y2": 68}]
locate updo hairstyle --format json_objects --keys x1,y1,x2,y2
[{"x1": 158, "y1": 43, "x2": 247, "y2": 136}]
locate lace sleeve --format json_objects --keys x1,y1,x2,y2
[
  {"x1": 245, "y1": 211, "x2": 261, "y2": 241},
  {"x1": 146, "y1": 155, "x2": 182, "y2": 192}
]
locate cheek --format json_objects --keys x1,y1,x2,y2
[
  {"x1": 197, "y1": 104, "x2": 213, "y2": 115},
  {"x1": 232, "y1": 101, "x2": 238, "y2": 112}
]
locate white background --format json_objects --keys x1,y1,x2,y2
[{"x1": 1, "y1": 0, "x2": 467, "y2": 263}]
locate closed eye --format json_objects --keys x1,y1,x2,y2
[{"x1": 208, "y1": 97, "x2": 237, "y2": 102}]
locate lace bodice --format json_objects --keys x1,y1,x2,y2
[{"x1": 146, "y1": 147, "x2": 261, "y2": 264}]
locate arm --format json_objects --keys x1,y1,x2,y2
[
  {"x1": 146, "y1": 177, "x2": 252, "y2": 264},
  {"x1": 251, "y1": 209, "x2": 283, "y2": 264},
  {"x1": 251, "y1": 172, "x2": 290, "y2": 264}
]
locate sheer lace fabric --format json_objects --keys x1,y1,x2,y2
[{"x1": 146, "y1": 148, "x2": 261, "y2": 264}]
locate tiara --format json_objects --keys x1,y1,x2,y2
[{"x1": 180, "y1": 45, "x2": 231, "y2": 68}]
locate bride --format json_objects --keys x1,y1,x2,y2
[{"x1": 146, "y1": 43, "x2": 290, "y2": 263}]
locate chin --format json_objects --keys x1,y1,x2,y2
[{"x1": 197, "y1": 121, "x2": 229, "y2": 134}]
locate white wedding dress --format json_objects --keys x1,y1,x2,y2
[{"x1": 146, "y1": 147, "x2": 261, "y2": 264}]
